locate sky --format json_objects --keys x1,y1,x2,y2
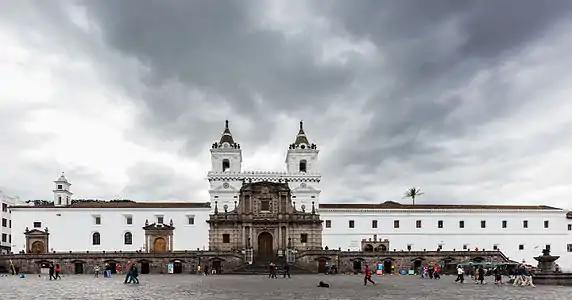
[{"x1": 1, "y1": 1, "x2": 572, "y2": 207}]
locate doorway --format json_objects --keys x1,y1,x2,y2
[
  {"x1": 108, "y1": 262, "x2": 117, "y2": 274},
  {"x1": 141, "y1": 262, "x2": 150, "y2": 274},
  {"x1": 353, "y1": 260, "x2": 362, "y2": 273},
  {"x1": 153, "y1": 237, "x2": 167, "y2": 253},
  {"x1": 257, "y1": 232, "x2": 273, "y2": 261},
  {"x1": 212, "y1": 260, "x2": 222, "y2": 274},
  {"x1": 173, "y1": 261, "x2": 183, "y2": 274},
  {"x1": 413, "y1": 260, "x2": 422, "y2": 272},
  {"x1": 318, "y1": 259, "x2": 327, "y2": 273},
  {"x1": 74, "y1": 262, "x2": 84, "y2": 274},
  {"x1": 383, "y1": 261, "x2": 392, "y2": 274}
]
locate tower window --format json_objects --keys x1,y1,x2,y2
[
  {"x1": 372, "y1": 220, "x2": 377, "y2": 228},
  {"x1": 57, "y1": 185, "x2": 62, "y2": 189},
  {"x1": 299, "y1": 160, "x2": 307, "y2": 173},
  {"x1": 222, "y1": 159, "x2": 230, "y2": 172},
  {"x1": 437, "y1": 220, "x2": 444, "y2": 228},
  {"x1": 325, "y1": 220, "x2": 331, "y2": 228},
  {"x1": 348, "y1": 220, "x2": 354, "y2": 228},
  {"x1": 544, "y1": 220, "x2": 549, "y2": 228},
  {"x1": 58, "y1": 196, "x2": 62, "y2": 205},
  {"x1": 416, "y1": 220, "x2": 422, "y2": 228},
  {"x1": 33, "y1": 222, "x2": 41, "y2": 228}
]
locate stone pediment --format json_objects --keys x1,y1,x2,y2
[
  {"x1": 143, "y1": 222, "x2": 175, "y2": 231},
  {"x1": 24, "y1": 229, "x2": 49, "y2": 236},
  {"x1": 291, "y1": 184, "x2": 318, "y2": 193},
  {"x1": 212, "y1": 183, "x2": 239, "y2": 192}
]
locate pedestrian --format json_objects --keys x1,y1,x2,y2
[
  {"x1": 455, "y1": 265, "x2": 464, "y2": 283},
  {"x1": 55, "y1": 264, "x2": 62, "y2": 279},
  {"x1": 48, "y1": 263, "x2": 56, "y2": 280},
  {"x1": 283, "y1": 264, "x2": 291, "y2": 278},
  {"x1": 363, "y1": 265, "x2": 375, "y2": 286}
]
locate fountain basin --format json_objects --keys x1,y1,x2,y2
[{"x1": 533, "y1": 272, "x2": 572, "y2": 286}]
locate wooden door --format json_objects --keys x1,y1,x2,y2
[{"x1": 257, "y1": 232, "x2": 273, "y2": 260}]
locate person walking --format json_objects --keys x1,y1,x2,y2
[
  {"x1": 455, "y1": 265, "x2": 464, "y2": 283},
  {"x1": 48, "y1": 263, "x2": 56, "y2": 280},
  {"x1": 363, "y1": 265, "x2": 375, "y2": 286},
  {"x1": 54, "y1": 264, "x2": 62, "y2": 280},
  {"x1": 283, "y1": 264, "x2": 291, "y2": 278}
]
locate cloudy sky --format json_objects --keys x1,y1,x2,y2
[{"x1": 1, "y1": 1, "x2": 572, "y2": 208}]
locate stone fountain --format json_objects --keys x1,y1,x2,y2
[{"x1": 532, "y1": 248, "x2": 572, "y2": 286}]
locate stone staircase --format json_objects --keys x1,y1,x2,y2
[{"x1": 227, "y1": 261, "x2": 316, "y2": 275}]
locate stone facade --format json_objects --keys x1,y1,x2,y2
[
  {"x1": 207, "y1": 181, "x2": 322, "y2": 261},
  {"x1": 1, "y1": 251, "x2": 243, "y2": 275},
  {"x1": 295, "y1": 249, "x2": 511, "y2": 274},
  {"x1": 24, "y1": 227, "x2": 50, "y2": 254}
]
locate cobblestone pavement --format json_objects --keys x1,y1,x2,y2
[{"x1": 0, "y1": 274, "x2": 571, "y2": 300}]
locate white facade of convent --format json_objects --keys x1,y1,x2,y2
[{"x1": 8, "y1": 121, "x2": 572, "y2": 270}]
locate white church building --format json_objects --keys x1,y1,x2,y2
[{"x1": 9, "y1": 121, "x2": 572, "y2": 270}]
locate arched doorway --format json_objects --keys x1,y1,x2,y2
[
  {"x1": 74, "y1": 262, "x2": 84, "y2": 274},
  {"x1": 154, "y1": 237, "x2": 167, "y2": 253},
  {"x1": 383, "y1": 260, "x2": 393, "y2": 274},
  {"x1": 140, "y1": 262, "x2": 150, "y2": 274},
  {"x1": 173, "y1": 261, "x2": 183, "y2": 274},
  {"x1": 31, "y1": 241, "x2": 44, "y2": 254},
  {"x1": 257, "y1": 232, "x2": 273, "y2": 260},
  {"x1": 353, "y1": 260, "x2": 362, "y2": 273}
]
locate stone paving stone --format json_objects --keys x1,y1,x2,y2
[{"x1": 0, "y1": 274, "x2": 570, "y2": 300}]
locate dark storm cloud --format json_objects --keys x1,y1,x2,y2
[
  {"x1": 9, "y1": 1, "x2": 568, "y2": 203},
  {"x1": 315, "y1": 0, "x2": 572, "y2": 171},
  {"x1": 79, "y1": 0, "x2": 358, "y2": 149}
]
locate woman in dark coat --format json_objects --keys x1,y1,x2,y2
[{"x1": 477, "y1": 266, "x2": 485, "y2": 284}]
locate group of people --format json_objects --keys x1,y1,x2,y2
[
  {"x1": 92, "y1": 262, "x2": 139, "y2": 283},
  {"x1": 420, "y1": 264, "x2": 441, "y2": 279},
  {"x1": 454, "y1": 264, "x2": 535, "y2": 287},
  {"x1": 268, "y1": 262, "x2": 291, "y2": 278},
  {"x1": 47, "y1": 263, "x2": 62, "y2": 280},
  {"x1": 509, "y1": 265, "x2": 535, "y2": 287}
]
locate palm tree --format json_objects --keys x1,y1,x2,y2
[{"x1": 403, "y1": 187, "x2": 424, "y2": 205}]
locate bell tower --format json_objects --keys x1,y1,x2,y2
[
  {"x1": 286, "y1": 121, "x2": 321, "y2": 211},
  {"x1": 208, "y1": 120, "x2": 242, "y2": 213},
  {"x1": 53, "y1": 172, "x2": 72, "y2": 207},
  {"x1": 210, "y1": 120, "x2": 242, "y2": 173},
  {"x1": 285, "y1": 121, "x2": 319, "y2": 173}
]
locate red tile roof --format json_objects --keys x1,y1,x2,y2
[
  {"x1": 319, "y1": 203, "x2": 561, "y2": 210},
  {"x1": 11, "y1": 201, "x2": 210, "y2": 209}
]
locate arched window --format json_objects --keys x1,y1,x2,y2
[
  {"x1": 222, "y1": 159, "x2": 230, "y2": 172},
  {"x1": 58, "y1": 196, "x2": 62, "y2": 205},
  {"x1": 92, "y1": 232, "x2": 100, "y2": 245},
  {"x1": 299, "y1": 160, "x2": 307, "y2": 173},
  {"x1": 124, "y1": 232, "x2": 133, "y2": 245}
]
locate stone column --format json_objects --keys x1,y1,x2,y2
[{"x1": 278, "y1": 224, "x2": 282, "y2": 249}]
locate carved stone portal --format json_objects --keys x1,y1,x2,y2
[
  {"x1": 143, "y1": 221, "x2": 174, "y2": 253},
  {"x1": 24, "y1": 227, "x2": 50, "y2": 254}
]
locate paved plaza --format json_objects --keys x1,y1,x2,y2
[{"x1": 0, "y1": 274, "x2": 570, "y2": 300}]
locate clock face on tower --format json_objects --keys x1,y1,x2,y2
[{"x1": 223, "y1": 182, "x2": 230, "y2": 189}]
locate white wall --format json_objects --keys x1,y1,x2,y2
[
  {"x1": 321, "y1": 209, "x2": 572, "y2": 271},
  {"x1": 0, "y1": 193, "x2": 18, "y2": 253},
  {"x1": 11, "y1": 207, "x2": 211, "y2": 253}
]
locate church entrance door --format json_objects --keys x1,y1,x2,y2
[
  {"x1": 153, "y1": 237, "x2": 167, "y2": 253},
  {"x1": 257, "y1": 232, "x2": 273, "y2": 261},
  {"x1": 31, "y1": 241, "x2": 44, "y2": 254}
]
